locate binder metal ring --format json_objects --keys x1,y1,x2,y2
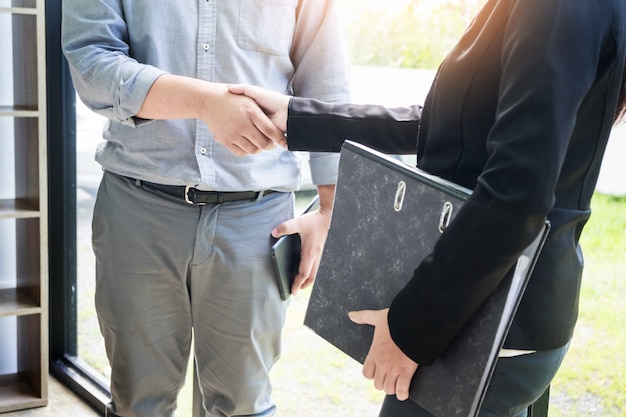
[
  {"x1": 394, "y1": 181, "x2": 406, "y2": 212},
  {"x1": 439, "y1": 201, "x2": 454, "y2": 233}
]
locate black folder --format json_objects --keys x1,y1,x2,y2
[{"x1": 304, "y1": 141, "x2": 549, "y2": 417}]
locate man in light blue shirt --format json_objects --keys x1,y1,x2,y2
[{"x1": 62, "y1": 1, "x2": 350, "y2": 416}]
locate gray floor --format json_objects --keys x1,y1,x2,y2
[{"x1": 3, "y1": 377, "x2": 99, "y2": 417}]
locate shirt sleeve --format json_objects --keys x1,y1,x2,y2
[
  {"x1": 289, "y1": 0, "x2": 352, "y2": 185},
  {"x1": 61, "y1": 0, "x2": 167, "y2": 126}
]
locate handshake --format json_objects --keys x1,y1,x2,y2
[{"x1": 223, "y1": 84, "x2": 292, "y2": 155}]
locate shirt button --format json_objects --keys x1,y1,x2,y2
[
  {"x1": 203, "y1": 43, "x2": 210, "y2": 52},
  {"x1": 200, "y1": 147, "x2": 207, "y2": 155}
]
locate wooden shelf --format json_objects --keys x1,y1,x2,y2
[
  {"x1": 0, "y1": 7, "x2": 37, "y2": 15},
  {"x1": 0, "y1": 0, "x2": 48, "y2": 412},
  {"x1": 0, "y1": 1, "x2": 37, "y2": 15},
  {"x1": 0, "y1": 105, "x2": 39, "y2": 117},
  {"x1": 0, "y1": 199, "x2": 40, "y2": 219},
  {"x1": 0, "y1": 374, "x2": 46, "y2": 413},
  {"x1": 0, "y1": 288, "x2": 41, "y2": 317}
]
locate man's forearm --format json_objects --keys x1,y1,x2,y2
[
  {"x1": 135, "y1": 74, "x2": 283, "y2": 155},
  {"x1": 136, "y1": 73, "x2": 224, "y2": 120}
]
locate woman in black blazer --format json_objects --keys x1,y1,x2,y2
[{"x1": 231, "y1": 0, "x2": 626, "y2": 415}]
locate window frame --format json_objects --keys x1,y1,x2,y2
[{"x1": 47, "y1": 1, "x2": 110, "y2": 413}]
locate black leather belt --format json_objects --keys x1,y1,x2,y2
[{"x1": 138, "y1": 179, "x2": 277, "y2": 205}]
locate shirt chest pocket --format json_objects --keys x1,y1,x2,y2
[{"x1": 237, "y1": 0, "x2": 297, "y2": 56}]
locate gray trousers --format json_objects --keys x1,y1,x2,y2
[{"x1": 93, "y1": 172, "x2": 293, "y2": 417}]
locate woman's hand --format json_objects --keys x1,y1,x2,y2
[{"x1": 349, "y1": 308, "x2": 419, "y2": 401}]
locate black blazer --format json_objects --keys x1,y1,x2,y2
[{"x1": 287, "y1": 0, "x2": 626, "y2": 365}]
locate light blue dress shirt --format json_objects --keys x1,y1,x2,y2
[{"x1": 62, "y1": 0, "x2": 351, "y2": 191}]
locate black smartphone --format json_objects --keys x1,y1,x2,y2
[{"x1": 271, "y1": 195, "x2": 320, "y2": 300}]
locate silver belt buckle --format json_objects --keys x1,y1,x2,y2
[
  {"x1": 185, "y1": 186, "x2": 208, "y2": 205},
  {"x1": 184, "y1": 186, "x2": 197, "y2": 205}
]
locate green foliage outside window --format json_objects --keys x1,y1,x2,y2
[{"x1": 340, "y1": 0, "x2": 480, "y2": 69}]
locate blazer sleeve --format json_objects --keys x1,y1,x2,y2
[{"x1": 287, "y1": 97, "x2": 421, "y2": 154}]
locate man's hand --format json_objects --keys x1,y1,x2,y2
[
  {"x1": 348, "y1": 308, "x2": 419, "y2": 401},
  {"x1": 199, "y1": 89, "x2": 285, "y2": 155},
  {"x1": 272, "y1": 209, "x2": 328, "y2": 294},
  {"x1": 137, "y1": 74, "x2": 285, "y2": 156},
  {"x1": 271, "y1": 185, "x2": 335, "y2": 295},
  {"x1": 228, "y1": 84, "x2": 290, "y2": 139}
]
